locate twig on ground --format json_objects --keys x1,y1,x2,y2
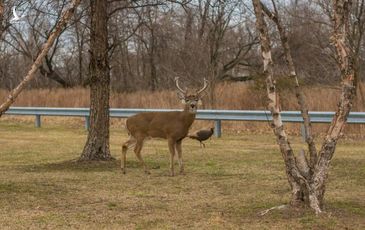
[{"x1": 259, "y1": 204, "x2": 288, "y2": 216}]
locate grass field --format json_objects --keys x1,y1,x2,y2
[{"x1": 0, "y1": 121, "x2": 364, "y2": 229}]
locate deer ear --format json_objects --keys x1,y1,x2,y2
[
  {"x1": 181, "y1": 99, "x2": 186, "y2": 104},
  {"x1": 198, "y1": 99, "x2": 202, "y2": 105}
]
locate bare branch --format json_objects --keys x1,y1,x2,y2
[{"x1": 0, "y1": 0, "x2": 82, "y2": 116}]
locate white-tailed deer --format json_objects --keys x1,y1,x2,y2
[{"x1": 121, "y1": 77, "x2": 209, "y2": 176}]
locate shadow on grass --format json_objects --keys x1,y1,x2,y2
[
  {"x1": 0, "y1": 180, "x2": 70, "y2": 196},
  {"x1": 19, "y1": 158, "x2": 162, "y2": 173}
]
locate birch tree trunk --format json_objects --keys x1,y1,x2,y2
[
  {"x1": 79, "y1": 0, "x2": 112, "y2": 161},
  {"x1": 252, "y1": 0, "x2": 303, "y2": 205},
  {"x1": 310, "y1": 0, "x2": 357, "y2": 212},
  {"x1": 252, "y1": 0, "x2": 358, "y2": 214},
  {"x1": 0, "y1": 0, "x2": 81, "y2": 117},
  {"x1": 260, "y1": 0, "x2": 318, "y2": 205}
]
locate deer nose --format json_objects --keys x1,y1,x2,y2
[{"x1": 190, "y1": 104, "x2": 195, "y2": 108}]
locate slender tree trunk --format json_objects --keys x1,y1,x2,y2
[
  {"x1": 0, "y1": 0, "x2": 4, "y2": 38},
  {"x1": 148, "y1": 31, "x2": 157, "y2": 91},
  {"x1": 120, "y1": 44, "x2": 128, "y2": 91},
  {"x1": 0, "y1": 0, "x2": 81, "y2": 117},
  {"x1": 253, "y1": 0, "x2": 357, "y2": 214},
  {"x1": 260, "y1": 0, "x2": 318, "y2": 205},
  {"x1": 309, "y1": 0, "x2": 357, "y2": 211},
  {"x1": 79, "y1": 0, "x2": 112, "y2": 161},
  {"x1": 149, "y1": 48, "x2": 157, "y2": 91},
  {"x1": 252, "y1": 0, "x2": 302, "y2": 204},
  {"x1": 75, "y1": 19, "x2": 85, "y2": 85},
  {"x1": 208, "y1": 67, "x2": 217, "y2": 108},
  {"x1": 184, "y1": 8, "x2": 193, "y2": 50}
]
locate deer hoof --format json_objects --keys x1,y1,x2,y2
[
  {"x1": 121, "y1": 168, "x2": 126, "y2": 174},
  {"x1": 144, "y1": 170, "x2": 151, "y2": 175}
]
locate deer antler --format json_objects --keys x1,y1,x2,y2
[
  {"x1": 175, "y1": 77, "x2": 187, "y2": 94},
  {"x1": 196, "y1": 78, "x2": 209, "y2": 95}
]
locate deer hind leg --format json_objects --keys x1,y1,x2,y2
[
  {"x1": 176, "y1": 140, "x2": 184, "y2": 175},
  {"x1": 134, "y1": 138, "x2": 150, "y2": 174},
  {"x1": 121, "y1": 136, "x2": 136, "y2": 174},
  {"x1": 168, "y1": 139, "x2": 177, "y2": 176}
]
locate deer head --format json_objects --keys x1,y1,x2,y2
[{"x1": 175, "y1": 77, "x2": 209, "y2": 113}]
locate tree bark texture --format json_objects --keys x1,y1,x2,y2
[
  {"x1": 310, "y1": 0, "x2": 357, "y2": 212},
  {"x1": 252, "y1": 0, "x2": 303, "y2": 205},
  {"x1": 260, "y1": 1, "x2": 318, "y2": 169},
  {"x1": 252, "y1": 0, "x2": 357, "y2": 214},
  {"x1": 0, "y1": 0, "x2": 81, "y2": 117},
  {"x1": 260, "y1": 1, "x2": 318, "y2": 205},
  {"x1": 79, "y1": 0, "x2": 112, "y2": 161},
  {"x1": 0, "y1": 0, "x2": 4, "y2": 38}
]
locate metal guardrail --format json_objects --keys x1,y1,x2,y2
[{"x1": 4, "y1": 107, "x2": 365, "y2": 137}]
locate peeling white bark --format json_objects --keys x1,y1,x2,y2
[{"x1": 254, "y1": 0, "x2": 357, "y2": 214}]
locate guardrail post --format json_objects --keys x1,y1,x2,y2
[
  {"x1": 85, "y1": 116, "x2": 90, "y2": 130},
  {"x1": 214, "y1": 120, "x2": 222, "y2": 138},
  {"x1": 35, "y1": 115, "x2": 41, "y2": 128}
]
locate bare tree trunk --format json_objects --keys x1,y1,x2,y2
[
  {"x1": 79, "y1": 0, "x2": 112, "y2": 161},
  {"x1": 310, "y1": 0, "x2": 357, "y2": 212},
  {"x1": 0, "y1": 0, "x2": 81, "y2": 117},
  {"x1": 0, "y1": 0, "x2": 4, "y2": 38},
  {"x1": 252, "y1": 0, "x2": 303, "y2": 204},
  {"x1": 149, "y1": 46, "x2": 157, "y2": 91},
  {"x1": 184, "y1": 7, "x2": 193, "y2": 50},
  {"x1": 252, "y1": 0, "x2": 357, "y2": 214},
  {"x1": 75, "y1": 19, "x2": 85, "y2": 85},
  {"x1": 260, "y1": 0, "x2": 318, "y2": 204},
  {"x1": 120, "y1": 43, "x2": 129, "y2": 91},
  {"x1": 198, "y1": 0, "x2": 210, "y2": 41}
]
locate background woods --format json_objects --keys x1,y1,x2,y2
[{"x1": 0, "y1": 0, "x2": 364, "y2": 94}]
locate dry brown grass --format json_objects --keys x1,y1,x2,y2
[
  {"x1": 4, "y1": 82, "x2": 364, "y2": 110},
  {"x1": 1, "y1": 82, "x2": 365, "y2": 136}
]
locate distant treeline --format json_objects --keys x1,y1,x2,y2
[{"x1": 0, "y1": 0, "x2": 364, "y2": 91}]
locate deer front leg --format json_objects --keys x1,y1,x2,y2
[
  {"x1": 176, "y1": 140, "x2": 184, "y2": 175},
  {"x1": 168, "y1": 139, "x2": 176, "y2": 176}
]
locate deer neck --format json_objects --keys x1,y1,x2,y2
[{"x1": 182, "y1": 105, "x2": 197, "y2": 123}]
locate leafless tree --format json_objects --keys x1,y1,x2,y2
[
  {"x1": 0, "y1": 0, "x2": 363, "y2": 94},
  {"x1": 79, "y1": 0, "x2": 112, "y2": 161},
  {"x1": 2, "y1": 1, "x2": 75, "y2": 87},
  {"x1": 0, "y1": 0, "x2": 81, "y2": 116},
  {"x1": 0, "y1": 0, "x2": 4, "y2": 37},
  {"x1": 253, "y1": 0, "x2": 360, "y2": 214}
]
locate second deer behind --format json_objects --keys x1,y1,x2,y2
[{"x1": 121, "y1": 77, "x2": 209, "y2": 176}]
